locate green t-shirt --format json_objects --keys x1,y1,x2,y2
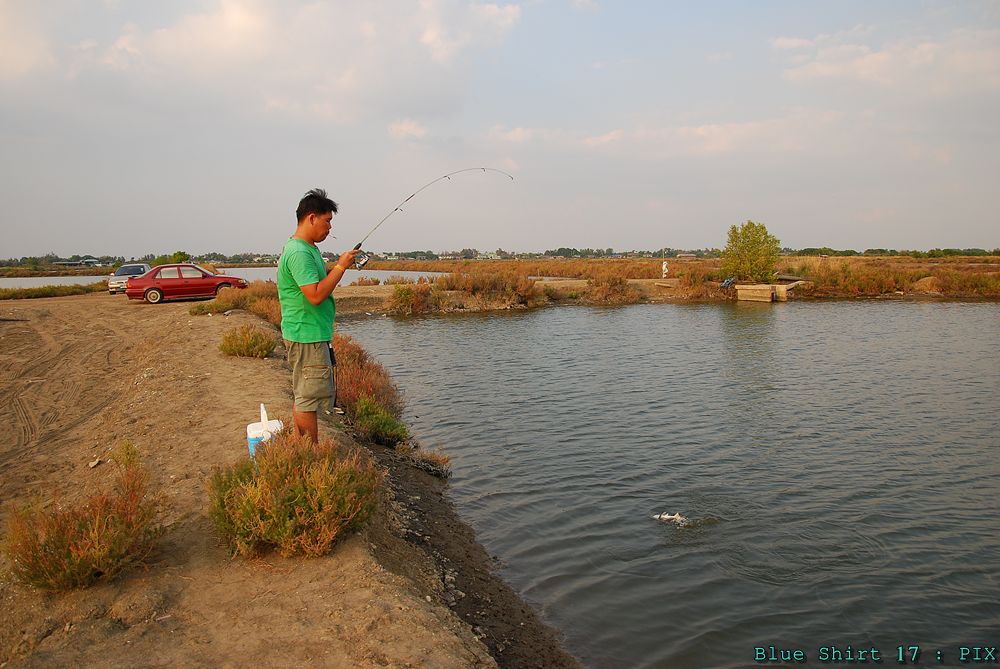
[{"x1": 277, "y1": 237, "x2": 335, "y2": 343}]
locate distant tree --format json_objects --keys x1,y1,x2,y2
[{"x1": 721, "y1": 220, "x2": 781, "y2": 283}]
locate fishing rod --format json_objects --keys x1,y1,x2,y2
[{"x1": 352, "y1": 167, "x2": 515, "y2": 267}]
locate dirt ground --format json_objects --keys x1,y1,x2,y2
[{"x1": 0, "y1": 292, "x2": 581, "y2": 669}]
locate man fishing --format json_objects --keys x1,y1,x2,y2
[{"x1": 277, "y1": 188, "x2": 359, "y2": 443}]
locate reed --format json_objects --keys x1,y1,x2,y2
[{"x1": 349, "y1": 276, "x2": 381, "y2": 286}]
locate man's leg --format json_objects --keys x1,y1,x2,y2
[{"x1": 293, "y1": 406, "x2": 319, "y2": 443}]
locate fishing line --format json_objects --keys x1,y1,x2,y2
[{"x1": 352, "y1": 167, "x2": 515, "y2": 267}]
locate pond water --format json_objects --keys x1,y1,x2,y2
[
  {"x1": 0, "y1": 267, "x2": 439, "y2": 289},
  {"x1": 339, "y1": 301, "x2": 1000, "y2": 669}
]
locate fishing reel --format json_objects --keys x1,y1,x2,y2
[{"x1": 353, "y1": 243, "x2": 370, "y2": 268}]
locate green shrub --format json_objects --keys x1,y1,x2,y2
[
  {"x1": 208, "y1": 429, "x2": 383, "y2": 557},
  {"x1": 219, "y1": 324, "x2": 276, "y2": 358},
  {"x1": 2, "y1": 443, "x2": 161, "y2": 590},
  {"x1": 722, "y1": 220, "x2": 781, "y2": 283},
  {"x1": 389, "y1": 283, "x2": 439, "y2": 315},
  {"x1": 351, "y1": 394, "x2": 409, "y2": 444}
]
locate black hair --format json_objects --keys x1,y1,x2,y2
[{"x1": 296, "y1": 188, "x2": 338, "y2": 222}]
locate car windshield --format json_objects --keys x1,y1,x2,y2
[{"x1": 115, "y1": 266, "x2": 146, "y2": 276}]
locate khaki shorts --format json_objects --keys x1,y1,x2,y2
[{"x1": 286, "y1": 340, "x2": 336, "y2": 413}]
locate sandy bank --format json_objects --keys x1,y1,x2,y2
[{"x1": 0, "y1": 293, "x2": 580, "y2": 668}]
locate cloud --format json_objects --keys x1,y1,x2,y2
[
  {"x1": 569, "y1": 0, "x2": 599, "y2": 10},
  {"x1": 25, "y1": 1, "x2": 522, "y2": 124},
  {"x1": 0, "y1": 3, "x2": 55, "y2": 81},
  {"x1": 582, "y1": 129, "x2": 624, "y2": 146},
  {"x1": 389, "y1": 118, "x2": 429, "y2": 139},
  {"x1": 419, "y1": 1, "x2": 522, "y2": 64},
  {"x1": 771, "y1": 36, "x2": 814, "y2": 50},
  {"x1": 490, "y1": 125, "x2": 534, "y2": 143},
  {"x1": 775, "y1": 28, "x2": 1000, "y2": 96}
]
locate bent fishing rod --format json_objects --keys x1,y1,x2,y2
[{"x1": 351, "y1": 167, "x2": 515, "y2": 267}]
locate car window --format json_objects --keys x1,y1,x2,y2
[
  {"x1": 116, "y1": 266, "x2": 143, "y2": 276},
  {"x1": 179, "y1": 266, "x2": 203, "y2": 278},
  {"x1": 157, "y1": 267, "x2": 181, "y2": 279}
]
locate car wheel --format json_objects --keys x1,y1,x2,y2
[
  {"x1": 145, "y1": 288, "x2": 163, "y2": 304},
  {"x1": 215, "y1": 283, "x2": 231, "y2": 295}
]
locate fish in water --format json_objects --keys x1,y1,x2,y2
[{"x1": 652, "y1": 512, "x2": 688, "y2": 526}]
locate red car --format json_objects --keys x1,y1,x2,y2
[{"x1": 125, "y1": 264, "x2": 248, "y2": 304}]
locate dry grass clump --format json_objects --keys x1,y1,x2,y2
[
  {"x1": 219, "y1": 324, "x2": 277, "y2": 358},
  {"x1": 0, "y1": 281, "x2": 108, "y2": 301},
  {"x1": 248, "y1": 296, "x2": 282, "y2": 326},
  {"x1": 395, "y1": 443, "x2": 451, "y2": 478},
  {"x1": 383, "y1": 275, "x2": 416, "y2": 285},
  {"x1": 349, "y1": 276, "x2": 381, "y2": 286},
  {"x1": 189, "y1": 281, "x2": 275, "y2": 315},
  {"x1": 434, "y1": 268, "x2": 543, "y2": 309},
  {"x1": 208, "y1": 428, "x2": 383, "y2": 557},
  {"x1": 246, "y1": 280, "x2": 278, "y2": 300},
  {"x1": 583, "y1": 272, "x2": 643, "y2": 305},
  {"x1": 2, "y1": 442, "x2": 161, "y2": 590},
  {"x1": 389, "y1": 283, "x2": 440, "y2": 315},
  {"x1": 332, "y1": 334, "x2": 404, "y2": 420}
]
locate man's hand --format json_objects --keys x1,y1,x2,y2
[
  {"x1": 334, "y1": 248, "x2": 360, "y2": 272},
  {"x1": 300, "y1": 248, "x2": 362, "y2": 305}
]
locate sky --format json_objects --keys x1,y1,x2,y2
[{"x1": 1, "y1": 0, "x2": 998, "y2": 258}]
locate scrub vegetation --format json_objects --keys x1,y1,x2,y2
[
  {"x1": 372, "y1": 255, "x2": 999, "y2": 300},
  {"x1": 2, "y1": 442, "x2": 161, "y2": 590},
  {"x1": 332, "y1": 334, "x2": 404, "y2": 422},
  {"x1": 389, "y1": 283, "x2": 439, "y2": 315},
  {"x1": 208, "y1": 427, "x2": 383, "y2": 558},
  {"x1": 188, "y1": 280, "x2": 278, "y2": 315},
  {"x1": 219, "y1": 324, "x2": 277, "y2": 358},
  {"x1": 583, "y1": 272, "x2": 643, "y2": 305},
  {"x1": 782, "y1": 257, "x2": 1000, "y2": 298},
  {"x1": 0, "y1": 281, "x2": 108, "y2": 301},
  {"x1": 349, "y1": 276, "x2": 381, "y2": 286}
]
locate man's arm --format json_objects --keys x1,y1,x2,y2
[{"x1": 298, "y1": 248, "x2": 360, "y2": 305}]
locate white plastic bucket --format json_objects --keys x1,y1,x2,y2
[{"x1": 246, "y1": 403, "x2": 283, "y2": 457}]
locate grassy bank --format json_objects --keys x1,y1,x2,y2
[{"x1": 0, "y1": 281, "x2": 108, "y2": 301}]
